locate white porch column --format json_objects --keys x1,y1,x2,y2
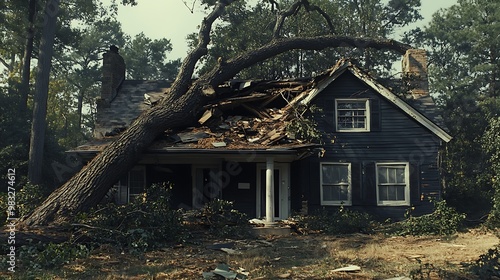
[{"x1": 266, "y1": 157, "x2": 274, "y2": 222}]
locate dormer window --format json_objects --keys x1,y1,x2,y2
[{"x1": 335, "y1": 99, "x2": 370, "y2": 132}]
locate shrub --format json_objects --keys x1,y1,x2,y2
[
  {"x1": 198, "y1": 198, "x2": 250, "y2": 237},
  {"x1": 470, "y1": 244, "x2": 500, "y2": 278},
  {"x1": 391, "y1": 200, "x2": 466, "y2": 236},
  {"x1": 294, "y1": 205, "x2": 374, "y2": 234},
  {"x1": 75, "y1": 182, "x2": 183, "y2": 251},
  {"x1": 17, "y1": 183, "x2": 47, "y2": 217},
  {"x1": 14, "y1": 241, "x2": 90, "y2": 270},
  {"x1": 0, "y1": 183, "x2": 46, "y2": 226}
]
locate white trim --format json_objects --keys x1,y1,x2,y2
[
  {"x1": 320, "y1": 162, "x2": 352, "y2": 206},
  {"x1": 335, "y1": 99, "x2": 370, "y2": 132},
  {"x1": 375, "y1": 162, "x2": 410, "y2": 206},
  {"x1": 299, "y1": 61, "x2": 452, "y2": 142},
  {"x1": 256, "y1": 163, "x2": 290, "y2": 220}
]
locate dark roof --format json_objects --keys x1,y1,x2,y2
[
  {"x1": 94, "y1": 80, "x2": 171, "y2": 139},
  {"x1": 405, "y1": 95, "x2": 448, "y2": 133},
  {"x1": 78, "y1": 59, "x2": 450, "y2": 154}
]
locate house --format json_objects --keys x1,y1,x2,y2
[{"x1": 70, "y1": 46, "x2": 451, "y2": 221}]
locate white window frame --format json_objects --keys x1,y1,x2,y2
[
  {"x1": 114, "y1": 165, "x2": 146, "y2": 204},
  {"x1": 320, "y1": 162, "x2": 352, "y2": 206},
  {"x1": 128, "y1": 166, "x2": 146, "y2": 202},
  {"x1": 376, "y1": 162, "x2": 410, "y2": 206},
  {"x1": 335, "y1": 99, "x2": 370, "y2": 132}
]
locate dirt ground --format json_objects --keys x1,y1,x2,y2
[{"x1": 14, "y1": 228, "x2": 495, "y2": 280}]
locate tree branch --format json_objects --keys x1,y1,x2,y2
[
  {"x1": 169, "y1": 0, "x2": 236, "y2": 99},
  {"x1": 205, "y1": 35, "x2": 412, "y2": 86},
  {"x1": 382, "y1": 9, "x2": 403, "y2": 29},
  {"x1": 273, "y1": 0, "x2": 335, "y2": 38},
  {"x1": 0, "y1": 56, "x2": 11, "y2": 70},
  {"x1": 303, "y1": 1, "x2": 336, "y2": 34},
  {"x1": 273, "y1": 0, "x2": 303, "y2": 38}
]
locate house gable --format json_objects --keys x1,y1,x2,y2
[{"x1": 300, "y1": 61, "x2": 452, "y2": 143}]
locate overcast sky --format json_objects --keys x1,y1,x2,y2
[{"x1": 113, "y1": 0, "x2": 458, "y2": 60}]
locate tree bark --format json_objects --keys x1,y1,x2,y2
[
  {"x1": 28, "y1": 0, "x2": 59, "y2": 184},
  {"x1": 19, "y1": 0, "x2": 37, "y2": 113},
  {"x1": 22, "y1": 0, "x2": 411, "y2": 226}
]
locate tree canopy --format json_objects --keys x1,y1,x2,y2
[
  {"x1": 423, "y1": 0, "x2": 500, "y2": 218},
  {"x1": 193, "y1": 0, "x2": 423, "y2": 79}
]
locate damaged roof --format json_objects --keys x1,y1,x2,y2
[
  {"x1": 76, "y1": 59, "x2": 451, "y2": 155},
  {"x1": 93, "y1": 80, "x2": 171, "y2": 139}
]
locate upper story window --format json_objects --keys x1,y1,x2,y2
[
  {"x1": 335, "y1": 99, "x2": 370, "y2": 132},
  {"x1": 320, "y1": 163, "x2": 352, "y2": 206}
]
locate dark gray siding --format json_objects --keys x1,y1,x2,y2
[
  {"x1": 147, "y1": 164, "x2": 192, "y2": 209},
  {"x1": 300, "y1": 72, "x2": 443, "y2": 220}
]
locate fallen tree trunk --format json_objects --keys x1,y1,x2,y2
[{"x1": 22, "y1": 0, "x2": 411, "y2": 226}]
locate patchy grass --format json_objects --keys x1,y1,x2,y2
[{"x1": 2, "y1": 228, "x2": 498, "y2": 279}]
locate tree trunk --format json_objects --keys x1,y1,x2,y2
[
  {"x1": 19, "y1": 0, "x2": 37, "y2": 113},
  {"x1": 77, "y1": 88, "x2": 84, "y2": 132},
  {"x1": 22, "y1": 0, "x2": 411, "y2": 226},
  {"x1": 27, "y1": 0, "x2": 59, "y2": 184}
]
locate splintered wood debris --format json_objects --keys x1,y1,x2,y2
[{"x1": 164, "y1": 78, "x2": 317, "y2": 149}]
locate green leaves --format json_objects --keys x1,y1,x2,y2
[
  {"x1": 393, "y1": 200, "x2": 466, "y2": 236},
  {"x1": 121, "y1": 32, "x2": 181, "y2": 80},
  {"x1": 192, "y1": 0, "x2": 422, "y2": 79},
  {"x1": 424, "y1": 0, "x2": 500, "y2": 217}
]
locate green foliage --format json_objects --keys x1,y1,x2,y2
[
  {"x1": 471, "y1": 244, "x2": 500, "y2": 278},
  {"x1": 424, "y1": 0, "x2": 500, "y2": 218},
  {"x1": 17, "y1": 242, "x2": 90, "y2": 270},
  {"x1": 286, "y1": 117, "x2": 322, "y2": 143},
  {"x1": 409, "y1": 258, "x2": 450, "y2": 280},
  {"x1": 294, "y1": 205, "x2": 374, "y2": 234},
  {"x1": 75, "y1": 183, "x2": 183, "y2": 251},
  {"x1": 17, "y1": 183, "x2": 47, "y2": 217},
  {"x1": 198, "y1": 198, "x2": 250, "y2": 237},
  {"x1": 0, "y1": 182, "x2": 46, "y2": 226},
  {"x1": 484, "y1": 117, "x2": 500, "y2": 228},
  {"x1": 193, "y1": 0, "x2": 422, "y2": 79},
  {"x1": 0, "y1": 241, "x2": 90, "y2": 271},
  {"x1": 390, "y1": 200, "x2": 465, "y2": 236},
  {"x1": 121, "y1": 32, "x2": 181, "y2": 80}
]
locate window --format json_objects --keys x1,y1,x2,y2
[
  {"x1": 114, "y1": 166, "x2": 146, "y2": 204},
  {"x1": 376, "y1": 163, "x2": 410, "y2": 206},
  {"x1": 335, "y1": 99, "x2": 370, "y2": 132},
  {"x1": 320, "y1": 163, "x2": 351, "y2": 206},
  {"x1": 128, "y1": 166, "x2": 146, "y2": 200}
]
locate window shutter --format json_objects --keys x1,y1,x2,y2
[
  {"x1": 370, "y1": 99, "x2": 381, "y2": 131},
  {"x1": 362, "y1": 162, "x2": 377, "y2": 205},
  {"x1": 410, "y1": 162, "x2": 421, "y2": 204},
  {"x1": 351, "y1": 162, "x2": 362, "y2": 205}
]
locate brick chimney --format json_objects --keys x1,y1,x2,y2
[
  {"x1": 402, "y1": 49, "x2": 429, "y2": 98},
  {"x1": 98, "y1": 45, "x2": 125, "y2": 108}
]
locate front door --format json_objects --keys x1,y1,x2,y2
[{"x1": 256, "y1": 163, "x2": 290, "y2": 220}]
